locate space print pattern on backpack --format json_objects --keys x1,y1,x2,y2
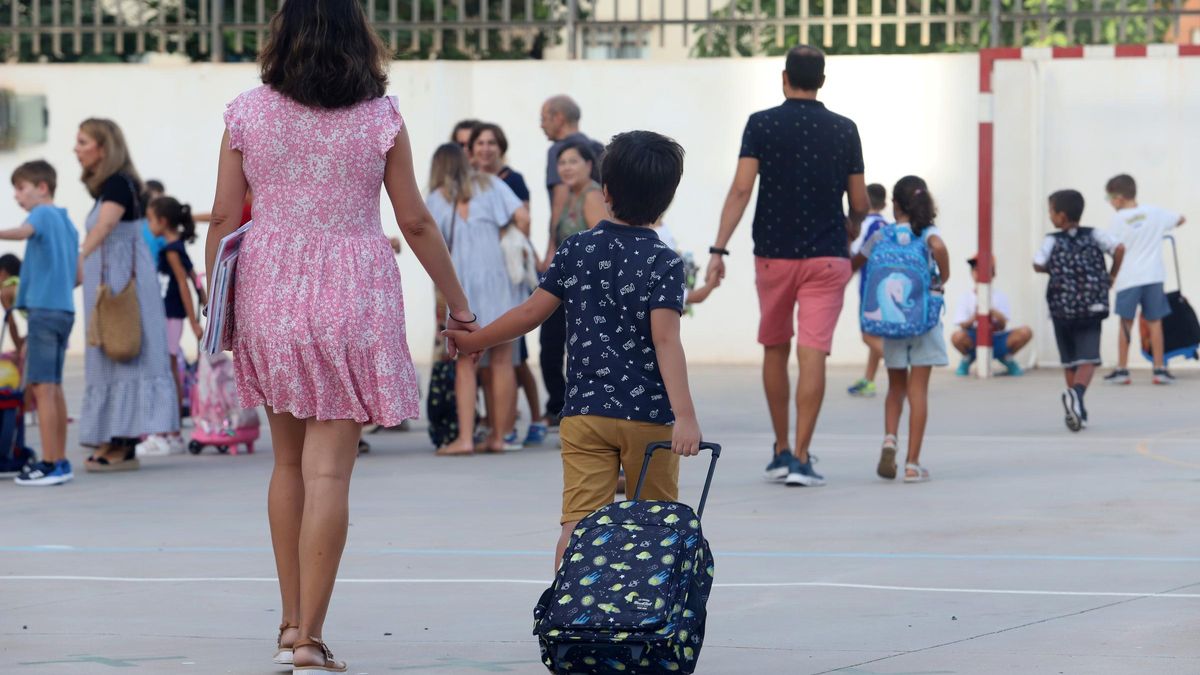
[
  {"x1": 1045, "y1": 227, "x2": 1111, "y2": 321},
  {"x1": 860, "y1": 224, "x2": 944, "y2": 338}
]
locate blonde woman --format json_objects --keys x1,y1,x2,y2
[
  {"x1": 74, "y1": 119, "x2": 179, "y2": 472},
  {"x1": 426, "y1": 143, "x2": 530, "y2": 455}
]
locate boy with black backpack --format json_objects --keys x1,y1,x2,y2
[{"x1": 1034, "y1": 190, "x2": 1125, "y2": 432}]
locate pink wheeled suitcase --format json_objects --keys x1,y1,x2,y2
[{"x1": 188, "y1": 352, "x2": 259, "y2": 455}]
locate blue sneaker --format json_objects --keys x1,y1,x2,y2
[
  {"x1": 1002, "y1": 358, "x2": 1024, "y2": 376},
  {"x1": 15, "y1": 460, "x2": 73, "y2": 486},
  {"x1": 504, "y1": 429, "x2": 519, "y2": 445},
  {"x1": 523, "y1": 422, "x2": 548, "y2": 447},
  {"x1": 764, "y1": 447, "x2": 794, "y2": 482},
  {"x1": 785, "y1": 455, "x2": 826, "y2": 487},
  {"x1": 956, "y1": 358, "x2": 973, "y2": 377}
]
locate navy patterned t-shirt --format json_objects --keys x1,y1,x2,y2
[
  {"x1": 538, "y1": 221, "x2": 686, "y2": 425},
  {"x1": 740, "y1": 98, "x2": 864, "y2": 260}
]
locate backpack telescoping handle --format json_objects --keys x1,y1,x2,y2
[
  {"x1": 1165, "y1": 235, "x2": 1181, "y2": 292},
  {"x1": 633, "y1": 442, "x2": 721, "y2": 519}
]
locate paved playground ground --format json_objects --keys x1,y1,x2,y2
[{"x1": 2, "y1": 362, "x2": 1198, "y2": 674}]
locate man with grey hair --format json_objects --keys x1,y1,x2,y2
[{"x1": 537, "y1": 94, "x2": 605, "y2": 427}]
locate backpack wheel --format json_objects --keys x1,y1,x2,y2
[
  {"x1": 216, "y1": 445, "x2": 230, "y2": 454},
  {"x1": 187, "y1": 440, "x2": 204, "y2": 455}
]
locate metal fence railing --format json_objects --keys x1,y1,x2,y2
[{"x1": 2, "y1": 0, "x2": 1196, "y2": 63}]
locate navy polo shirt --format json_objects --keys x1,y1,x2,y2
[
  {"x1": 739, "y1": 98, "x2": 864, "y2": 260},
  {"x1": 538, "y1": 221, "x2": 687, "y2": 425}
]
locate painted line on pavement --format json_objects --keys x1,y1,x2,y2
[
  {"x1": 2, "y1": 545, "x2": 1199, "y2": 564},
  {"x1": 2, "y1": 575, "x2": 1199, "y2": 599},
  {"x1": 1135, "y1": 427, "x2": 1200, "y2": 469}
]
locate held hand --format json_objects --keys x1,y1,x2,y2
[
  {"x1": 706, "y1": 254, "x2": 726, "y2": 286},
  {"x1": 670, "y1": 416, "x2": 702, "y2": 457},
  {"x1": 444, "y1": 312, "x2": 480, "y2": 360}
]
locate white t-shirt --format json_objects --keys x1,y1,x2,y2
[
  {"x1": 1033, "y1": 227, "x2": 1121, "y2": 266},
  {"x1": 953, "y1": 288, "x2": 1012, "y2": 328},
  {"x1": 850, "y1": 212, "x2": 888, "y2": 256},
  {"x1": 1107, "y1": 205, "x2": 1181, "y2": 292}
]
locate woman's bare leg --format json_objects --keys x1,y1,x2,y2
[
  {"x1": 292, "y1": 418, "x2": 361, "y2": 667},
  {"x1": 265, "y1": 408, "x2": 307, "y2": 649},
  {"x1": 482, "y1": 342, "x2": 517, "y2": 451},
  {"x1": 442, "y1": 357, "x2": 478, "y2": 454}
]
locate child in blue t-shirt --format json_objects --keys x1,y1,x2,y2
[
  {"x1": 847, "y1": 183, "x2": 889, "y2": 398},
  {"x1": 446, "y1": 131, "x2": 704, "y2": 566},
  {"x1": 0, "y1": 160, "x2": 80, "y2": 486}
]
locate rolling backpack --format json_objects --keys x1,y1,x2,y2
[
  {"x1": 533, "y1": 442, "x2": 720, "y2": 675},
  {"x1": 860, "y1": 224, "x2": 943, "y2": 338},
  {"x1": 426, "y1": 357, "x2": 459, "y2": 448},
  {"x1": 1045, "y1": 227, "x2": 1110, "y2": 322}
]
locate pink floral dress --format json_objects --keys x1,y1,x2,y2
[{"x1": 223, "y1": 85, "x2": 419, "y2": 426}]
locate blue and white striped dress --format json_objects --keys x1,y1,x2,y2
[{"x1": 79, "y1": 191, "x2": 179, "y2": 445}]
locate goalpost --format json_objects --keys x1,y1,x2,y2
[{"x1": 975, "y1": 44, "x2": 1200, "y2": 377}]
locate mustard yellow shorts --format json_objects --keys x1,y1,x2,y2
[{"x1": 559, "y1": 415, "x2": 680, "y2": 524}]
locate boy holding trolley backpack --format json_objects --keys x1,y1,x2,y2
[{"x1": 447, "y1": 129, "x2": 711, "y2": 675}]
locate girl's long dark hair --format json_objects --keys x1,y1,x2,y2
[
  {"x1": 893, "y1": 175, "x2": 937, "y2": 236},
  {"x1": 149, "y1": 196, "x2": 197, "y2": 244}
]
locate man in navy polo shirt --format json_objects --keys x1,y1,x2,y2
[{"x1": 708, "y1": 45, "x2": 869, "y2": 488}]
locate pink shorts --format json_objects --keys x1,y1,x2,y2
[
  {"x1": 755, "y1": 256, "x2": 852, "y2": 353},
  {"x1": 166, "y1": 318, "x2": 184, "y2": 356}
]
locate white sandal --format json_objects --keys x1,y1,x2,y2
[
  {"x1": 291, "y1": 636, "x2": 347, "y2": 673},
  {"x1": 903, "y1": 462, "x2": 931, "y2": 483},
  {"x1": 273, "y1": 622, "x2": 297, "y2": 665},
  {"x1": 877, "y1": 435, "x2": 898, "y2": 480}
]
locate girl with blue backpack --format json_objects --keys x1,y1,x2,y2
[{"x1": 852, "y1": 176, "x2": 950, "y2": 483}]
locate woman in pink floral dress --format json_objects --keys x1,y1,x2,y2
[{"x1": 203, "y1": 1, "x2": 477, "y2": 671}]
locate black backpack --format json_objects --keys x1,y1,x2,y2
[
  {"x1": 1046, "y1": 228, "x2": 1111, "y2": 321},
  {"x1": 533, "y1": 442, "x2": 720, "y2": 675}
]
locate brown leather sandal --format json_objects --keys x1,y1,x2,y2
[
  {"x1": 273, "y1": 621, "x2": 298, "y2": 665},
  {"x1": 291, "y1": 636, "x2": 347, "y2": 673}
]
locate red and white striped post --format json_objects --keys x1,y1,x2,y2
[{"x1": 975, "y1": 44, "x2": 1200, "y2": 378}]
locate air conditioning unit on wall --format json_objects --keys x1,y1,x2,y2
[{"x1": 0, "y1": 90, "x2": 49, "y2": 151}]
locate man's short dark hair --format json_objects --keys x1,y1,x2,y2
[
  {"x1": 867, "y1": 183, "x2": 886, "y2": 210},
  {"x1": 600, "y1": 131, "x2": 684, "y2": 228},
  {"x1": 1049, "y1": 189, "x2": 1085, "y2": 222},
  {"x1": 11, "y1": 160, "x2": 57, "y2": 196},
  {"x1": 0, "y1": 254, "x2": 21, "y2": 277},
  {"x1": 785, "y1": 45, "x2": 825, "y2": 91},
  {"x1": 145, "y1": 179, "x2": 165, "y2": 195},
  {"x1": 1106, "y1": 174, "x2": 1136, "y2": 200},
  {"x1": 451, "y1": 119, "x2": 480, "y2": 143}
]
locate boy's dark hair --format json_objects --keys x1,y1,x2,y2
[
  {"x1": 867, "y1": 183, "x2": 886, "y2": 210},
  {"x1": 893, "y1": 175, "x2": 937, "y2": 235},
  {"x1": 259, "y1": 0, "x2": 389, "y2": 109},
  {"x1": 452, "y1": 119, "x2": 480, "y2": 144},
  {"x1": 145, "y1": 179, "x2": 165, "y2": 195},
  {"x1": 0, "y1": 254, "x2": 21, "y2": 277},
  {"x1": 468, "y1": 122, "x2": 509, "y2": 156},
  {"x1": 599, "y1": 131, "x2": 684, "y2": 228},
  {"x1": 149, "y1": 196, "x2": 198, "y2": 244},
  {"x1": 785, "y1": 45, "x2": 825, "y2": 91},
  {"x1": 11, "y1": 160, "x2": 56, "y2": 196},
  {"x1": 1106, "y1": 174, "x2": 1136, "y2": 200},
  {"x1": 1049, "y1": 189, "x2": 1085, "y2": 222}
]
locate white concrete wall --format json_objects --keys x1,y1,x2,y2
[
  {"x1": 0, "y1": 53, "x2": 1194, "y2": 368},
  {"x1": 993, "y1": 55, "x2": 1200, "y2": 367}
]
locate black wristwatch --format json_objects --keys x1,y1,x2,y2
[{"x1": 709, "y1": 246, "x2": 730, "y2": 256}]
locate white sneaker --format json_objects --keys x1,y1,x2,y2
[
  {"x1": 135, "y1": 435, "x2": 172, "y2": 457},
  {"x1": 166, "y1": 435, "x2": 186, "y2": 455}
]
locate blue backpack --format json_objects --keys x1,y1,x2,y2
[{"x1": 860, "y1": 224, "x2": 943, "y2": 338}]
